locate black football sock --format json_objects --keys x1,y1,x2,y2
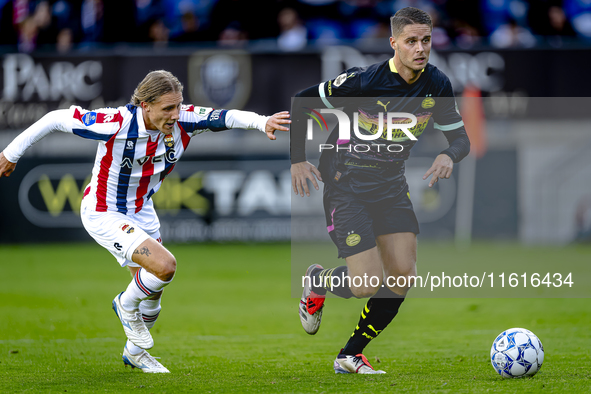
[
  {"x1": 311, "y1": 266, "x2": 354, "y2": 299},
  {"x1": 342, "y1": 287, "x2": 405, "y2": 355}
]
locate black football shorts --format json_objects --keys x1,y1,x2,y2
[{"x1": 323, "y1": 183, "x2": 420, "y2": 259}]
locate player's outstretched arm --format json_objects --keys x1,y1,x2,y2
[
  {"x1": 0, "y1": 109, "x2": 74, "y2": 179},
  {"x1": 218, "y1": 109, "x2": 290, "y2": 139},
  {"x1": 0, "y1": 152, "x2": 16, "y2": 178},
  {"x1": 423, "y1": 153, "x2": 453, "y2": 188},
  {"x1": 264, "y1": 111, "x2": 291, "y2": 140},
  {"x1": 291, "y1": 161, "x2": 322, "y2": 197}
]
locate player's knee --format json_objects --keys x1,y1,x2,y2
[
  {"x1": 159, "y1": 256, "x2": 177, "y2": 282},
  {"x1": 348, "y1": 270, "x2": 382, "y2": 298},
  {"x1": 385, "y1": 265, "x2": 416, "y2": 283},
  {"x1": 350, "y1": 285, "x2": 380, "y2": 298}
]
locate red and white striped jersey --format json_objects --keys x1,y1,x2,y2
[
  {"x1": 4, "y1": 103, "x2": 269, "y2": 215},
  {"x1": 73, "y1": 104, "x2": 268, "y2": 214}
]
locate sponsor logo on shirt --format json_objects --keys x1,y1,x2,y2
[
  {"x1": 334, "y1": 171, "x2": 342, "y2": 182},
  {"x1": 194, "y1": 106, "x2": 210, "y2": 115},
  {"x1": 82, "y1": 112, "x2": 97, "y2": 126},
  {"x1": 333, "y1": 73, "x2": 347, "y2": 87},
  {"x1": 210, "y1": 109, "x2": 222, "y2": 121}
]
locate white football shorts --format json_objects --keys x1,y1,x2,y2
[{"x1": 81, "y1": 196, "x2": 161, "y2": 268}]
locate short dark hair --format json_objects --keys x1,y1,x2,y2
[{"x1": 390, "y1": 7, "x2": 432, "y2": 38}]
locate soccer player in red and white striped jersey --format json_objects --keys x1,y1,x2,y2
[{"x1": 0, "y1": 70, "x2": 290, "y2": 373}]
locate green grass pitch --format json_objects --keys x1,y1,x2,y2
[{"x1": 0, "y1": 242, "x2": 589, "y2": 393}]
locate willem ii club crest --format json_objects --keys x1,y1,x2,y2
[
  {"x1": 164, "y1": 134, "x2": 175, "y2": 147},
  {"x1": 120, "y1": 223, "x2": 135, "y2": 234}
]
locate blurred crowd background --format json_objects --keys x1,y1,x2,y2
[
  {"x1": 1, "y1": 0, "x2": 590, "y2": 54},
  {"x1": 1, "y1": 0, "x2": 591, "y2": 247}
]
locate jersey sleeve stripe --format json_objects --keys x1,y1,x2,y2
[
  {"x1": 319, "y1": 82, "x2": 335, "y2": 109},
  {"x1": 72, "y1": 128, "x2": 115, "y2": 142},
  {"x1": 73, "y1": 108, "x2": 87, "y2": 123},
  {"x1": 97, "y1": 112, "x2": 124, "y2": 126},
  {"x1": 433, "y1": 120, "x2": 465, "y2": 131}
]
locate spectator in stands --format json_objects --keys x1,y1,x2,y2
[
  {"x1": 548, "y1": 5, "x2": 577, "y2": 35},
  {"x1": 148, "y1": 18, "x2": 169, "y2": 48},
  {"x1": 1, "y1": 0, "x2": 590, "y2": 52},
  {"x1": 17, "y1": 16, "x2": 38, "y2": 53},
  {"x1": 490, "y1": 17, "x2": 536, "y2": 48},
  {"x1": 452, "y1": 21, "x2": 482, "y2": 48},
  {"x1": 352, "y1": 19, "x2": 391, "y2": 43},
  {"x1": 277, "y1": 7, "x2": 307, "y2": 51},
  {"x1": 528, "y1": 1, "x2": 576, "y2": 42},
  {"x1": 33, "y1": 1, "x2": 58, "y2": 48},
  {"x1": 80, "y1": 0, "x2": 104, "y2": 45},
  {"x1": 218, "y1": 21, "x2": 248, "y2": 47},
  {"x1": 427, "y1": 5, "x2": 452, "y2": 49},
  {"x1": 564, "y1": 0, "x2": 591, "y2": 39},
  {"x1": 56, "y1": 27, "x2": 73, "y2": 53},
  {"x1": 172, "y1": 11, "x2": 212, "y2": 43},
  {"x1": 52, "y1": 0, "x2": 78, "y2": 37},
  {"x1": 135, "y1": 0, "x2": 164, "y2": 27},
  {"x1": 445, "y1": 0, "x2": 485, "y2": 48}
]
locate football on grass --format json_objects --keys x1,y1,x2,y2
[{"x1": 490, "y1": 327, "x2": 544, "y2": 378}]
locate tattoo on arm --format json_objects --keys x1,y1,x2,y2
[{"x1": 133, "y1": 246, "x2": 152, "y2": 257}]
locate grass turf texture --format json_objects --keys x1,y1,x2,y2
[{"x1": 0, "y1": 242, "x2": 589, "y2": 393}]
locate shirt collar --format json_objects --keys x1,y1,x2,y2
[
  {"x1": 137, "y1": 106, "x2": 161, "y2": 139},
  {"x1": 389, "y1": 57, "x2": 398, "y2": 73}
]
